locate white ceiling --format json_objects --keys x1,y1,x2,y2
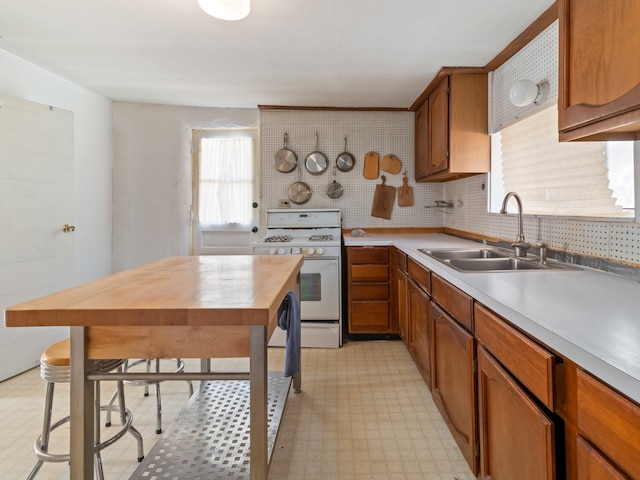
[{"x1": 0, "y1": 0, "x2": 555, "y2": 109}]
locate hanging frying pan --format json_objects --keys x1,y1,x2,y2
[
  {"x1": 326, "y1": 167, "x2": 344, "y2": 199},
  {"x1": 288, "y1": 181, "x2": 313, "y2": 204},
  {"x1": 273, "y1": 132, "x2": 298, "y2": 173},
  {"x1": 336, "y1": 136, "x2": 355, "y2": 172},
  {"x1": 305, "y1": 131, "x2": 328, "y2": 175}
]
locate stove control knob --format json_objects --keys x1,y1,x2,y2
[
  {"x1": 277, "y1": 248, "x2": 287, "y2": 255},
  {"x1": 306, "y1": 248, "x2": 315, "y2": 255},
  {"x1": 268, "y1": 248, "x2": 277, "y2": 255},
  {"x1": 316, "y1": 248, "x2": 325, "y2": 255}
]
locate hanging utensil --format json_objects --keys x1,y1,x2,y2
[
  {"x1": 381, "y1": 154, "x2": 402, "y2": 174},
  {"x1": 363, "y1": 151, "x2": 379, "y2": 179},
  {"x1": 273, "y1": 132, "x2": 298, "y2": 173},
  {"x1": 371, "y1": 175, "x2": 396, "y2": 219},
  {"x1": 336, "y1": 136, "x2": 355, "y2": 172},
  {"x1": 288, "y1": 161, "x2": 313, "y2": 204},
  {"x1": 326, "y1": 167, "x2": 344, "y2": 199},
  {"x1": 305, "y1": 131, "x2": 328, "y2": 175},
  {"x1": 398, "y1": 170, "x2": 414, "y2": 207}
]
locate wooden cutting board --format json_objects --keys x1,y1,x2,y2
[
  {"x1": 398, "y1": 175, "x2": 414, "y2": 207},
  {"x1": 380, "y1": 154, "x2": 402, "y2": 174},
  {"x1": 363, "y1": 151, "x2": 379, "y2": 179},
  {"x1": 371, "y1": 175, "x2": 396, "y2": 219}
]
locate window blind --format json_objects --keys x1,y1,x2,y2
[{"x1": 500, "y1": 105, "x2": 624, "y2": 216}]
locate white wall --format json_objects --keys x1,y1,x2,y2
[
  {"x1": 112, "y1": 103, "x2": 259, "y2": 271},
  {"x1": 0, "y1": 49, "x2": 113, "y2": 283}
]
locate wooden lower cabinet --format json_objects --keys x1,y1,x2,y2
[
  {"x1": 347, "y1": 246, "x2": 396, "y2": 334},
  {"x1": 430, "y1": 301, "x2": 477, "y2": 475},
  {"x1": 576, "y1": 436, "x2": 629, "y2": 480},
  {"x1": 407, "y1": 278, "x2": 431, "y2": 386},
  {"x1": 397, "y1": 249, "x2": 408, "y2": 343},
  {"x1": 478, "y1": 345, "x2": 556, "y2": 480}
]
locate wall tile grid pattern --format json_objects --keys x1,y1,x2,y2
[{"x1": 259, "y1": 109, "x2": 443, "y2": 232}]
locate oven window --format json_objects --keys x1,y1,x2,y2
[{"x1": 300, "y1": 273, "x2": 322, "y2": 302}]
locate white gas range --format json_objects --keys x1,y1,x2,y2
[{"x1": 253, "y1": 208, "x2": 342, "y2": 348}]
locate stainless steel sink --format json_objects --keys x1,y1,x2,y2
[
  {"x1": 447, "y1": 257, "x2": 546, "y2": 271},
  {"x1": 421, "y1": 248, "x2": 510, "y2": 261},
  {"x1": 418, "y1": 248, "x2": 580, "y2": 273}
]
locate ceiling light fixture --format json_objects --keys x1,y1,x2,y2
[
  {"x1": 198, "y1": 0, "x2": 250, "y2": 21},
  {"x1": 508, "y1": 79, "x2": 549, "y2": 107}
]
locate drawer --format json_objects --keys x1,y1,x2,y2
[
  {"x1": 432, "y1": 274, "x2": 472, "y2": 331},
  {"x1": 351, "y1": 264, "x2": 389, "y2": 282},
  {"x1": 407, "y1": 257, "x2": 431, "y2": 293},
  {"x1": 351, "y1": 282, "x2": 389, "y2": 300},
  {"x1": 475, "y1": 303, "x2": 555, "y2": 409},
  {"x1": 577, "y1": 369, "x2": 640, "y2": 478},
  {"x1": 349, "y1": 247, "x2": 389, "y2": 265},
  {"x1": 350, "y1": 301, "x2": 390, "y2": 332},
  {"x1": 397, "y1": 249, "x2": 408, "y2": 272},
  {"x1": 577, "y1": 436, "x2": 629, "y2": 480}
]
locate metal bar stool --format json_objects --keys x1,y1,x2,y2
[
  {"x1": 26, "y1": 339, "x2": 144, "y2": 480},
  {"x1": 105, "y1": 358, "x2": 194, "y2": 434}
]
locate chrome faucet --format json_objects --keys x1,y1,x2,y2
[{"x1": 500, "y1": 192, "x2": 530, "y2": 257}]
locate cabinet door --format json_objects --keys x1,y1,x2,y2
[
  {"x1": 576, "y1": 436, "x2": 629, "y2": 480},
  {"x1": 478, "y1": 345, "x2": 556, "y2": 480},
  {"x1": 408, "y1": 279, "x2": 431, "y2": 387},
  {"x1": 428, "y1": 76, "x2": 449, "y2": 175},
  {"x1": 559, "y1": 0, "x2": 640, "y2": 140},
  {"x1": 430, "y1": 301, "x2": 477, "y2": 475},
  {"x1": 415, "y1": 99, "x2": 429, "y2": 180},
  {"x1": 397, "y1": 268, "x2": 408, "y2": 343}
]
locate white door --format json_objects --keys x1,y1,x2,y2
[
  {"x1": 191, "y1": 129, "x2": 260, "y2": 255},
  {"x1": 0, "y1": 94, "x2": 74, "y2": 381}
]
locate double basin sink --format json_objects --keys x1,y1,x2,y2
[{"x1": 418, "y1": 247, "x2": 580, "y2": 273}]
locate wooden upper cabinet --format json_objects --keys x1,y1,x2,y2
[
  {"x1": 414, "y1": 99, "x2": 429, "y2": 180},
  {"x1": 428, "y1": 76, "x2": 450, "y2": 176},
  {"x1": 414, "y1": 70, "x2": 490, "y2": 182},
  {"x1": 558, "y1": 0, "x2": 640, "y2": 141}
]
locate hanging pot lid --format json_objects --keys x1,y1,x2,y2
[
  {"x1": 336, "y1": 136, "x2": 355, "y2": 172},
  {"x1": 273, "y1": 132, "x2": 298, "y2": 173},
  {"x1": 288, "y1": 181, "x2": 313, "y2": 204},
  {"x1": 305, "y1": 132, "x2": 328, "y2": 175}
]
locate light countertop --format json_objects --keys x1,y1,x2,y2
[{"x1": 345, "y1": 233, "x2": 640, "y2": 404}]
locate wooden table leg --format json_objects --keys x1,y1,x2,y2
[
  {"x1": 249, "y1": 325, "x2": 268, "y2": 480},
  {"x1": 69, "y1": 327, "x2": 94, "y2": 480}
]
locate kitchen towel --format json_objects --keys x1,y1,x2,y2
[{"x1": 277, "y1": 291, "x2": 301, "y2": 378}]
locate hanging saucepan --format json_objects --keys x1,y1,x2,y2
[
  {"x1": 336, "y1": 136, "x2": 355, "y2": 172},
  {"x1": 288, "y1": 181, "x2": 313, "y2": 204},
  {"x1": 273, "y1": 132, "x2": 298, "y2": 173},
  {"x1": 305, "y1": 131, "x2": 328, "y2": 175},
  {"x1": 327, "y1": 167, "x2": 344, "y2": 199}
]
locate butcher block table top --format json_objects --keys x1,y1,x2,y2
[
  {"x1": 5, "y1": 254, "x2": 303, "y2": 480},
  {"x1": 5, "y1": 254, "x2": 303, "y2": 329}
]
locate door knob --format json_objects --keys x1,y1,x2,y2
[{"x1": 62, "y1": 224, "x2": 76, "y2": 233}]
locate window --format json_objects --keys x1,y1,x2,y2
[
  {"x1": 489, "y1": 103, "x2": 635, "y2": 218},
  {"x1": 194, "y1": 129, "x2": 256, "y2": 225}
]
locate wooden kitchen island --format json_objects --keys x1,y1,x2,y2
[{"x1": 5, "y1": 255, "x2": 303, "y2": 480}]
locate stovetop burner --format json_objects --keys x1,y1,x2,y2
[
  {"x1": 263, "y1": 235, "x2": 293, "y2": 243},
  {"x1": 308, "y1": 234, "x2": 334, "y2": 242}
]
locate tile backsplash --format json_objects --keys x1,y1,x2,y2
[{"x1": 259, "y1": 109, "x2": 443, "y2": 232}]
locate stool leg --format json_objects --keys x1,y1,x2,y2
[
  {"x1": 25, "y1": 382, "x2": 55, "y2": 480},
  {"x1": 94, "y1": 381, "x2": 106, "y2": 480},
  {"x1": 116, "y1": 378, "x2": 145, "y2": 461},
  {"x1": 154, "y1": 359, "x2": 162, "y2": 434}
]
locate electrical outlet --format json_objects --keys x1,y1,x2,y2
[{"x1": 278, "y1": 199, "x2": 291, "y2": 208}]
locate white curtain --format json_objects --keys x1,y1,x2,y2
[
  {"x1": 500, "y1": 105, "x2": 624, "y2": 216},
  {"x1": 198, "y1": 136, "x2": 254, "y2": 224}
]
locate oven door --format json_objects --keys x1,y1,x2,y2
[{"x1": 300, "y1": 257, "x2": 340, "y2": 320}]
